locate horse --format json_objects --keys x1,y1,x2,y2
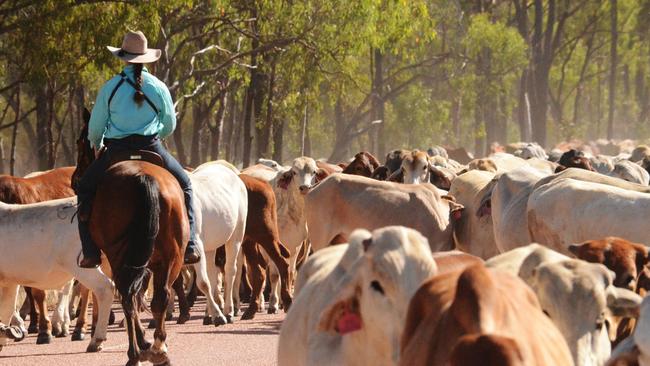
[
  {"x1": 73, "y1": 112, "x2": 188, "y2": 365},
  {"x1": 0, "y1": 196, "x2": 114, "y2": 353},
  {"x1": 0, "y1": 166, "x2": 85, "y2": 342}
]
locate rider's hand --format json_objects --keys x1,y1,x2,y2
[{"x1": 94, "y1": 148, "x2": 101, "y2": 159}]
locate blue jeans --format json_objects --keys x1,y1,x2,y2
[{"x1": 77, "y1": 135, "x2": 196, "y2": 258}]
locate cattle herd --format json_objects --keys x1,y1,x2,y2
[{"x1": 4, "y1": 139, "x2": 650, "y2": 365}]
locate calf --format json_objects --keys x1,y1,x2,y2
[{"x1": 400, "y1": 264, "x2": 573, "y2": 366}]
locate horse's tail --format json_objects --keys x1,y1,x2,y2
[{"x1": 114, "y1": 174, "x2": 160, "y2": 312}]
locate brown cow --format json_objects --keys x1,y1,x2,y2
[
  {"x1": 570, "y1": 237, "x2": 650, "y2": 346},
  {"x1": 214, "y1": 175, "x2": 293, "y2": 319},
  {"x1": 556, "y1": 149, "x2": 595, "y2": 172},
  {"x1": 341, "y1": 151, "x2": 380, "y2": 177},
  {"x1": 400, "y1": 264, "x2": 573, "y2": 366}
]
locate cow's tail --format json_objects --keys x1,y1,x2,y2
[{"x1": 114, "y1": 174, "x2": 160, "y2": 312}]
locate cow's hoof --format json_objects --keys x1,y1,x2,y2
[
  {"x1": 36, "y1": 332, "x2": 52, "y2": 344},
  {"x1": 148, "y1": 319, "x2": 157, "y2": 329},
  {"x1": 213, "y1": 316, "x2": 227, "y2": 327},
  {"x1": 233, "y1": 308, "x2": 239, "y2": 317},
  {"x1": 51, "y1": 326, "x2": 61, "y2": 337},
  {"x1": 86, "y1": 342, "x2": 103, "y2": 353},
  {"x1": 177, "y1": 313, "x2": 190, "y2": 325},
  {"x1": 27, "y1": 323, "x2": 38, "y2": 334},
  {"x1": 72, "y1": 329, "x2": 85, "y2": 341},
  {"x1": 267, "y1": 306, "x2": 278, "y2": 315},
  {"x1": 109, "y1": 310, "x2": 116, "y2": 325},
  {"x1": 165, "y1": 312, "x2": 173, "y2": 321},
  {"x1": 6, "y1": 326, "x2": 25, "y2": 341},
  {"x1": 225, "y1": 315, "x2": 233, "y2": 324},
  {"x1": 241, "y1": 310, "x2": 256, "y2": 320},
  {"x1": 202, "y1": 316, "x2": 212, "y2": 325}
]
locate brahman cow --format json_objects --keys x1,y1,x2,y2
[
  {"x1": 480, "y1": 165, "x2": 549, "y2": 252},
  {"x1": 610, "y1": 160, "x2": 650, "y2": 185},
  {"x1": 341, "y1": 151, "x2": 380, "y2": 177},
  {"x1": 400, "y1": 263, "x2": 574, "y2": 366},
  {"x1": 243, "y1": 156, "x2": 321, "y2": 312},
  {"x1": 305, "y1": 174, "x2": 463, "y2": 253},
  {"x1": 527, "y1": 178, "x2": 650, "y2": 254},
  {"x1": 487, "y1": 244, "x2": 642, "y2": 366},
  {"x1": 278, "y1": 226, "x2": 438, "y2": 366},
  {"x1": 448, "y1": 170, "x2": 499, "y2": 258}
]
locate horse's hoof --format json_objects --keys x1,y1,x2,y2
[
  {"x1": 72, "y1": 329, "x2": 85, "y2": 341},
  {"x1": 240, "y1": 310, "x2": 256, "y2": 320},
  {"x1": 109, "y1": 310, "x2": 116, "y2": 325},
  {"x1": 213, "y1": 316, "x2": 227, "y2": 327},
  {"x1": 86, "y1": 341, "x2": 103, "y2": 353},
  {"x1": 27, "y1": 323, "x2": 38, "y2": 334},
  {"x1": 177, "y1": 313, "x2": 190, "y2": 324},
  {"x1": 36, "y1": 332, "x2": 52, "y2": 345},
  {"x1": 202, "y1": 316, "x2": 212, "y2": 326},
  {"x1": 6, "y1": 326, "x2": 25, "y2": 342},
  {"x1": 225, "y1": 315, "x2": 233, "y2": 324},
  {"x1": 267, "y1": 306, "x2": 278, "y2": 315},
  {"x1": 148, "y1": 319, "x2": 157, "y2": 329}
]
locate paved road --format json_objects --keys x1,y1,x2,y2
[{"x1": 0, "y1": 299, "x2": 284, "y2": 365}]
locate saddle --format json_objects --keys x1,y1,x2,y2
[{"x1": 108, "y1": 150, "x2": 164, "y2": 168}]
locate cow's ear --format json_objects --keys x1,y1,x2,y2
[
  {"x1": 606, "y1": 286, "x2": 642, "y2": 318},
  {"x1": 568, "y1": 243, "x2": 584, "y2": 257},
  {"x1": 318, "y1": 286, "x2": 362, "y2": 335},
  {"x1": 277, "y1": 170, "x2": 295, "y2": 190},
  {"x1": 388, "y1": 167, "x2": 404, "y2": 182},
  {"x1": 314, "y1": 168, "x2": 329, "y2": 183}
]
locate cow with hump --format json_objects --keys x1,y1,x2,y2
[
  {"x1": 400, "y1": 263, "x2": 574, "y2": 366},
  {"x1": 486, "y1": 244, "x2": 642, "y2": 366},
  {"x1": 278, "y1": 226, "x2": 480, "y2": 366},
  {"x1": 305, "y1": 173, "x2": 463, "y2": 252}
]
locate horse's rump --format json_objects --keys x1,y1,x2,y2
[{"x1": 91, "y1": 161, "x2": 187, "y2": 308}]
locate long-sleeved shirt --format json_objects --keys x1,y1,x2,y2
[{"x1": 88, "y1": 64, "x2": 176, "y2": 149}]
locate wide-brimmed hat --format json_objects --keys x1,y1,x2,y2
[{"x1": 107, "y1": 30, "x2": 161, "y2": 63}]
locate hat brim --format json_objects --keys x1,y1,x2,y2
[{"x1": 107, "y1": 46, "x2": 161, "y2": 63}]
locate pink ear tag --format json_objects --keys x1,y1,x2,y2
[{"x1": 337, "y1": 310, "x2": 362, "y2": 334}]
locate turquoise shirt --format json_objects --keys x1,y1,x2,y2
[{"x1": 88, "y1": 65, "x2": 176, "y2": 149}]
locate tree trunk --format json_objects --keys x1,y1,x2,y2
[
  {"x1": 451, "y1": 95, "x2": 462, "y2": 145},
  {"x1": 224, "y1": 91, "x2": 237, "y2": 162},
  {"x1": 173, "y1": 100, "x2": 188, "y2": 166},
  {"x1": 210, "y1": 92, "x2": 228, "y2": 161},
  {"x1": 10, "y1": 87, "x2": 20, "y2": 175},
  {"x1": 608, "y1": 0, "x2": 618, "y2": 139},
  {"x1": 190, "y1": 101, "x2": 204, "y2": 167},
  {"x1": 372, "y1": 49, "x2": 385, "y2": 157}
]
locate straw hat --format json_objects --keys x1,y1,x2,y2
[{"x1": 107, "y1": 30, "x2": 161, "y2": 64}]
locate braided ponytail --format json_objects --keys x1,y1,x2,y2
[{"x1": 132, "y1": 63, "x2": 145, "y2": 106}]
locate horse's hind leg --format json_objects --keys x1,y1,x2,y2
[
  {"x1": 173, "y1": 275, "x2": 190, "y2": 324},
  {"x1": 121, "y1": 296, "x2": 141, "y2": 365},
  {"x1": 148, "y1": 269, "x2": 171, "y2": 365}
]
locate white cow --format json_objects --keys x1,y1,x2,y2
[
  {"x1": 278, "y1": 226, "x2": 438, "y2": 366},
  {"x1": 609, "y1": 160, "x2": 650, "y2": 185},
  {"x1": 305, "y1": 174, "x2": 462, "y2": 253},
  {"x1": 527, "y1": 177, "x2": 650, "y2": 254},
  {"x1": 243, "y1": 157, "x2": 320, "y2": 312},
  {"x1": 488, "y1": 244, "x2": 641, "y2": 366},
  {"x1": 189, "y1": 161, "x2": 248, "y2": 324},
  {"x1": 487, "y1": 165, "x2": 550, "y2": 252},
  {"x1": 0, "y1": 197, "x2": 113, "y2": 352},
  {"x1": 448, "y1": 170, "x2": 498, "y2": 258}
]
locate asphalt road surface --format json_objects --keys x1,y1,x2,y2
[{"x1": 0, "y1": 298, "x2": 284, "y2": 365}]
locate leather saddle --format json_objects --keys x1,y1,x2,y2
[{"x1": 108, "y1": 150, "x2": 165, "y2": 168}]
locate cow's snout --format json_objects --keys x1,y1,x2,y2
[{"x1": 299, "y1": 185, "x2": 310, "y2": 194}]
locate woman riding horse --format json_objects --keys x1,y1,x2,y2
[{"x1": 77, "y1": 30, "x2": 200, "y2": 268}]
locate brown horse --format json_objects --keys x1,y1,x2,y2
[
  {"x1": 0, "y1": 166, "x2": 77, "y2": 343},
  {"x1": 74, "y1": 112, "x2": 187, "y2": 365}
]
